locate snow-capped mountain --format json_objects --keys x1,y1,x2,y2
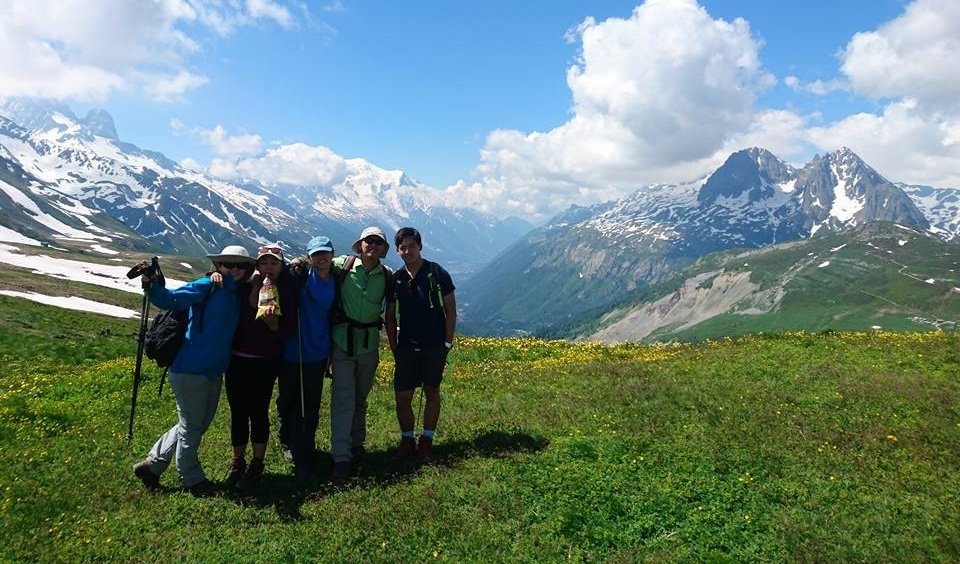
[
  {"x1": 460, "y1": 147, "x2": 950, "y2": 336},
  {"x1": 0, "y1": 98, "x2": 530, "y2": 275}
]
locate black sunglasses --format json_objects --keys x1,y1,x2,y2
[
  {"x1": 220, "y1": 262, "x2": 248, "y2": 269},
  {"x1": 363, "y1": 237, "x2": 386, "y2": 246}
]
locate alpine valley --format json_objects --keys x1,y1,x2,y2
[
  {"x1": 459, "y1": 147, "x2": 960, "y2": 338},
  {"x1": 0, "y1": 97, "x2": 530, "y2": 277},
  {"x1": 3, "y1": 97, "x2": 960, "y2": 341}
]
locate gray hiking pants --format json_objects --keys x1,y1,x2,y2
[
  {"x1": 146, "y1": 371, "x2": 222, "y2": 487},
  {"x1": 330, "y1": 347, "x2": 379, "y2": 463}
]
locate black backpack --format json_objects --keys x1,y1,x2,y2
[{"x1": 144, "y1": 285, "x2": 216, "y2": 368}]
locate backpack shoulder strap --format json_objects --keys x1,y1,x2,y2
[
  {"x1": 380, "y1": 264, "x2": 393, "y2": 299},
  {"x1": 338, "y1": 255, "x2": 357, "y2": 288},
  {"x1": 193, "y1": 283, "x2": 218, "y2": 332}
]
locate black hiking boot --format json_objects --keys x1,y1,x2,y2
[
  {"x1": 225, "y1": 457, "x2": 246, "y2": 488},
  {"x1": 330, "y1": 461, "x2": 351, "y2": 483},
  {"x1": 394, "y1": 437, "x2": 416, "y2": 459},
  {"x1": 416, "y1": 436, "x2": 433, "y2": 463},
  {"x1": 237, "y1": 458, "x2": 264, "y2": 492},
  {"x1": 133, "y1": 459, "x2": 160, "y2": 491},
  {"x1": 188, "y1": 479, "x2": 218, "y2": 497},
  {"x1": 351, "y1": 445, "x2": 367, "y2": 469}
]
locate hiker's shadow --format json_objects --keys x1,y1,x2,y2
[{"x1": 231, "y1": 429, "x2": 549, "y2": 520}]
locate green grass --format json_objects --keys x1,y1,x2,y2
[{"x1": 1, "y1": 301, "x2": 959, "y2": 561}]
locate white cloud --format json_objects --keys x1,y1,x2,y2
[
  {"x1": 0, "y1": 0, "x2": 301, "y2": 102},
  {"x1": 450, "y1": 0, "x2": 776, "y2": 220},
  {"x1": 840, "y1": 0, "x2": 960, "y2": 112},
  {"x1": 783, "y1": 75, "x2": 848, "y2": 96},
  {"x1": 197, "y1": 124, "x2": 263, "y2": 156},
  {"x1": 246, "y1": 0, "x2": 295, "y2": 28},
  {"x1": 142, "y1": 70, "x2": 210, "y2": 102},
  {"x1": 179, "y1": 156, "x2": 203, "y2": 171},
  {"x1": 800, "y1": 0, "x2": 960, "y2": 189},
  {"x1": 809, "y1": 99, "x2": 960, "y2": 188},
  {"x1": 210, "y1": 142, "x2": 348, "y2": 186}
]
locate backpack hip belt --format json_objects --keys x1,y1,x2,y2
[{"x1": 341, "y1": 315, "x2": 381, "y2": 356}]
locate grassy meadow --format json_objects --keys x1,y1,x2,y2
[{"x1": 1, "y1": 296, "x2": 959, "y2": 561}]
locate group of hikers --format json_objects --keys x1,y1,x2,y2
[{"x1": 131, "y1": 226, "x2": 457, "y2": 496}]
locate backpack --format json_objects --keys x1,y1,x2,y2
[
  {"x1": 392, "y1": 260, "x2": 446, "y2": 320},
  {"x1": 144, "y1": 285, "x2": 216, "y2": 368}
]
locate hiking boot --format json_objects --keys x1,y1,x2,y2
[
  {"x1": 225, "y1": 457, "x2": 246, "y2": 488},
  {"x1": 133, "y1": 459, "x2": 160, "y2": 491},
  {"x1": 188, "y1": 479, "x2": 218, "y2": 497},
  {"x1": 330, "y1": 461, "x2": 351, "y2": 483},
  {"x1": 236, "y1": 458, "x2": 264, "y2": 492},
  {"x1": 295, "y1": 463, "x2": 314, "y2": 484},
  {"x1": 395, "y1": 437, "x2": 416, "y2": 459},
  {"x1": 416, "y1": 436, "x2": 433, "y2": 463},
  {"x1": 351, "y1": 445, "x2": 367, "y2": 467}
]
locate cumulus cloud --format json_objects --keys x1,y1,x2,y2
[
  {"x1": 783, "y1": 76, "x2": 848, "y2": 96},
  {"x1": 799, "y1": 0, "x2": 960, "y2": 188},
  {"x1": 0, "y1": 0, "x2": 301, "y2": 102},
  {"x1": 210, "y1": 143, "x2": 348, "y2": 186},
  {"x1": 809, "y1": 99, "x2": 960, "y2": 188},
  {"x1": 142, "y1": 70, "x2": 210, "y2": 103},
  {"x1": 197, "y1": 125, "x2": 263, "y2": 156},
  {"x1": 449, "y1": 0, "x2": 777, "y2": 220},
  {"x1": 840, "y1": 0, "x2": 960, "y2": 112}
]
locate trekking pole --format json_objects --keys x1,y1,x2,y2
[
  {"x1": 157, "y1": 367, "x2": 168, "y2": 397},
  {"x1": 127, "y1": 282, "x2": 151, "y2": 445},
  {"x1": 415, "y1": 386, "x2": 424, "y2": 432}
]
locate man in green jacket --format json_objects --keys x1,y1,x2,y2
[{"x1": 329, "y1": 226, "x2": 392, "y2": 481}]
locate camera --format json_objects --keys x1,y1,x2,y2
[{"x1": 127, "y1": 256, "x2": 161, "y2": 280}]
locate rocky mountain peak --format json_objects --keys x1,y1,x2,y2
[
  {"x1": 697, "y1": 147, "x2": 795, "y2": 205},
  {"x1": 82, "y1": 109, "x2": 118, "y2": 140}
]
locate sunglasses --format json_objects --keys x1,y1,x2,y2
[
  {"x1": 363, "y1": 237, "x2": 386, "y2": 246},
  {"x1": 258, "y1": 245, "x2": 283, "y2": 255},
  {"x1": 220, "y1": 262, "x2": 248, "y2": 269}
]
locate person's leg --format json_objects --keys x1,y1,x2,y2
[
  {"x1": 420, "y1": 346, "x2": 446, "y2": 433},
  {"x1": 329, "y1": 347, "x2": 356, "y2": 464},
  {"x1": 291, "y1": 361, "x2": 324, "y2": 471},
  {"x1": 249, "y1": 359, "x2": 278, "y2": 459},
  {"x1": 417, "y1": 347, "x2": 446, "y2": 461},
  {"x1": 275, "y1": 362, "x2": 297, "y2": 455},
  {"x1": 422, "y1": 386, "x2": 441, "y2": 432},
  {"x1": 144, "y1": 371, "x2": 179, "y2": 475},
  {"x1": 172, "y1": 372, "x2": 221, "y2": 487},
  {"x1": 395, "y1": 389, "x2": 416, "y2": 433},
  {"x1": 393, "y1": 345, "x2": 416, "y2": 433},
  {"x1": 225, "y1": 357, "x2": 250, "y2": 455},
  {"x1": 350, "y1": 350, "x2": 380, "y2": 452},
  {"x1": 146, "y1": 422, "x2": 178, "y2": 475}
]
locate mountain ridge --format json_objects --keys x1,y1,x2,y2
[
  {"x1": 0, "y1": 98, "x2": 530, "y2": 275},
  {"x1": 460, "y1": 147, "x2": 957, "y2": 336}
]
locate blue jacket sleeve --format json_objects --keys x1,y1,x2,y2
[{"x1": 149, "y1": 277, "x2": 214, "y2": 311}]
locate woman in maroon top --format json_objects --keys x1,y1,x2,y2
[{"x1": 220, "y1": 244, "x2": 298, "y2": 492}]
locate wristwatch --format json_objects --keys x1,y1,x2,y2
[{"x1": 444, "y1": 341, "x2": 453, "y2": 349}]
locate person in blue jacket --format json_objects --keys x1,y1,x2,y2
[
  {"x1": 132, "y1": 245, "x2": 254, "y2": 496},
  {"x1": 280, "y1": 235, "x2": 336, "y2": 482}
]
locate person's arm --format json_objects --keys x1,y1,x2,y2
[
  {"x1": 443, "y1": 291, "x2": 457, "y2": 347},
  {"x1": 149, "y1": 277, "x2": 210, "y2": 311},
  {"x1": 384, "y1": 296, "x2": 398, "y2": 354}
]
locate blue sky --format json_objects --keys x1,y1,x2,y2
[{"x1": 3, "y1": 0, "x2": 959, "y2": 220}]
